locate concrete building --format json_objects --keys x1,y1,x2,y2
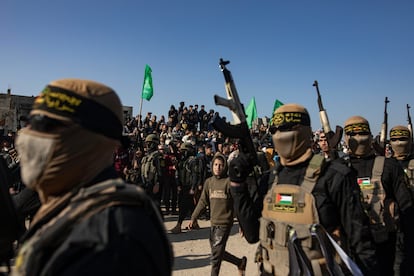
[
  {"x1": 0, "y1": 89, "x2": 134, "y2": 136},
  {"x1": 0, "y1": 89, "x2": 34, "y2": 135}
]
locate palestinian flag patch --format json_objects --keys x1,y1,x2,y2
[
  {"x1": 276, "y1": 193, "x2": 293, "y2": 205},
  {"x1": 357, "y1": 177, "x2": 373, "y2": 190}
]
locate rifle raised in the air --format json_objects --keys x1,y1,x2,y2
[
  {"x1": 379, "y1": 97, "x2": 390, "y2": 154},
  {"x1": 211, "y1": 58, "x2": 258, "y2": 169},
  {"x1": 312, "y1": 80, "x2": 343, "y2": 159},
  {"x1": 407, "y1": 104, "x2": 413, "y2": 144}
]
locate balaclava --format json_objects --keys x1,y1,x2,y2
[
  {"x1": 344, "y1": 116, "x2": 374, "y2": 157},
  {"x1": 15, "y1": 79, "x2": 123, "y2": 203},
  {"x1": 271, "y1": 103, "x2": 313, "y2": 166},
  {"x1": 390, "y1": 125, "x2": 412, "y2": 160}
]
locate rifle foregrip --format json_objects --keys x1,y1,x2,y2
[
  {"x1": 380, "y1": 124, "x2": 387, "y2": 143},
  {"x1": 319, "y1": 111, "x2": 332, "y2": 133}
]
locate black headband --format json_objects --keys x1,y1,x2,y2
[
  {"x1": 271, "y1": 112, "x2": 310, "y2": 127},
  {"x1": 33, "y1": 85, "x2": 123, "y2": 141}
]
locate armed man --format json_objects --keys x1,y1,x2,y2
[
  {"x1": 141, "y1": 133, "x2": 164, "y2": 213},
  {"x1": 209, "y1": 59, "x2": 377, "y2": 275},
  {"x1": 389, "y1": 125, "x2": 414, "y2": 191},
  {"x1": 170, "y1": 142, "x2": 202, "y2": 233},
  {"x1": 228, "y1": 104, "x2": 379, "y2": 275},
  {"x1": 390, "y1": 105, "x2": 414, "y2": 193},
  {"x1": 12, "y1": 79, "x2": 172, "y2": 276},
  {"x1": 312, "y1": 80, "x2": 343, "y2": 161},
  {"x1": 388, "y1": 124, "x2": 414, "y2": 275},
  {"x1": 341, "y1": 115, "x2": 414, "y2": 276}
]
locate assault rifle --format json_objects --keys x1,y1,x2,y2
[
  {"x1": 211, "y1": 59, "x2": 258, "y2": 168},
  {"x1": 379, "y1": 97, "x2": 390, "y2": 154},
  {"x1": 407, "y1": 104, "x2": 413, "y2": 144},
  {"x1": 312, "y1": 81, "x2": 343, "y2": 159}
]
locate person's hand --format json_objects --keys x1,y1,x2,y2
[
  {"x1": 152, "y1": 183, "x2": 160, "y2": 194},
  {"x1": 197, "y1": 185, "x2": 203, "y2": 191},
  {"x1": 228, "y1": 152, "x2": 252, "y2": 183},
  {"x1": 189, "y1": 189, "x2": 195, "y2": 195},
  {"x1": 188, "y1": 220, "x2": 194, "y2": 229}
]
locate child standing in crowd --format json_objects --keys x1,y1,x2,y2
[{"x1": 188, "y1": 153, "x2": 247, "y2": 276}]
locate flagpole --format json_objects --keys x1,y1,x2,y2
[
  {"x1": 138, "y1": 95, "x2": 143, "y2": 128},
  {"x1": 139, "y1": 64, "x2": 153, "y2": 129}
]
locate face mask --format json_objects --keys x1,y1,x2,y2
[
  {"x1": 272, "y1": 125, "x2": 312, "y2": 166},
  {"x1": 346, "y1": 134, "x2": 372, "y2": 156},
  {"x1": 390, "y1": 140, "x2": 411, "y2": 159},
  {"x1": 15, "y1": 131, "x2": 55, "y2": 189}
]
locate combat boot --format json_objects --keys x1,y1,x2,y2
[{"x1": 170, "y1": 223, "x2": 182, "y2": 234}]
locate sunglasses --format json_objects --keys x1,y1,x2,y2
[
  {"x1": 29, "y1": 115, "x2": 69, "y2": 132},
  {"x1": 269, "y1": 123, "x2": 302, "y2": 134},
  {"x1": 390, "y1": 137, "x2": 409, "y2": 142},
  {"x1": 345, "y1": 131, "x2": 370, "y2": 137}
]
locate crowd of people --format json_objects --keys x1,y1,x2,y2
[{"x1": 1, "y1": 86, "x2": 414, "y2": 275}]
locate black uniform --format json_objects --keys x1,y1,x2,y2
[
  {"x1": 13, "y1": 168, "x2": 173, "y2": 276},
  {"x1": 348, "y1": 154, "x2": 414, "y2": 276},
  {"x1": 231, "y1": 157, "x2": 379, "y2": 276}
]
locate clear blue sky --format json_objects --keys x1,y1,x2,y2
[{"x1": 2, "y1": 0, "x2": 414, "y2": 135}]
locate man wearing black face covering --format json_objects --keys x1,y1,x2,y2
[
  {"x1": 342, "y1": 116, "x2": 414, "y2": 276},
  {"x1": 228, "y1": 104, "x2": 378, "y2": 276}
]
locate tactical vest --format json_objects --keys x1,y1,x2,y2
[
  {"x1": 178, "y1": 156, "x2": 198, "y2": 187},
  {"x1": 260, "y1": 155, "x2": 326, "y2": 275},
  {"x1": 141, "y1": 151, "x2": 161, "y2": 185},
  {"x1": 13, "y1": 179, "x2": 163, "y2": 276},
  {"x1": 358, "y1": 156, "x2": 398, "y2": 243}
]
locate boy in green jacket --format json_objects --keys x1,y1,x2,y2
[{"x1": 188, "y1": 153, "x2": 247, "y2": 276}]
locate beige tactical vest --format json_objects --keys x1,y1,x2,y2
[
  {"x1": 259, "y1": 155, "x2": 326, "y2": 275},
  {"x1": 358, "y1": 156, "x2": 397, "y2": 243}
]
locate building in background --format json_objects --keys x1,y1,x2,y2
[{"x1": 0, "y1": 89, "x2": 133, "y2": 136}]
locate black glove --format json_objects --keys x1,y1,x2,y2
[{"x1": 228, "y1": 152, "x2": 252, "y2": 183}]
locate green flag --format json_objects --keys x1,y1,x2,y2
[
  {"x1": 272, "y1": 99, "x2": 284, "y2": 115},
  {"x1": 245, "y1": 97, "x2": 258, "y2": 129},
  {"x1": 141, "y1": 64, "x2": 153, "y2": 101}
]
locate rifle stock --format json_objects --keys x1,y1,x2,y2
[{"x1": 212, "y1": 59, "x2": 258, "y2": 167}]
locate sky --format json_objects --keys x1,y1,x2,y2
[{"x1": 2, "y1": 0, "x2": 414, "y2": 135}]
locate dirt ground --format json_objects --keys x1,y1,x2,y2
[
  {"x1": 1, "y1": 215, "x2": 259, "y2": 276},
  {"x1": 164, "y1": 214, "x2": 260, "y2": 276}
]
